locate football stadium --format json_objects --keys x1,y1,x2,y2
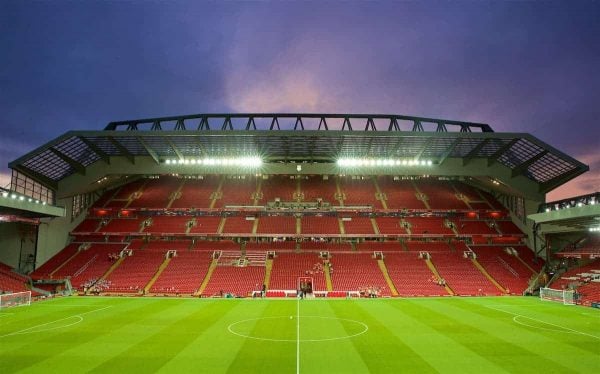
[{"x1": 0, "y1": 113, "x2": 598, "y2": 373}]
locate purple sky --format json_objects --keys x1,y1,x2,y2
[{"x1": 1, "y1": 1, "x2": 598, "y2": 201}]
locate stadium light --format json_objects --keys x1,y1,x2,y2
[
  {"x1": 164, "y1": 156, "x2": 262, "y2": 168},
  {"x1": 336, "y1": 158, "x2": 434, "y2": 167}
]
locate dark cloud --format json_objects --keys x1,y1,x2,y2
[{"x1": 0, "y1": 1, "x2": 598, "y2": 200}]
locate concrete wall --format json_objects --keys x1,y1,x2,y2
[
  {"x1": 35, "y1": 196, "x2": 87, "y2": 272},
  {"x1": 0, "y1": 222, "x2": 36, "y2": 272}
]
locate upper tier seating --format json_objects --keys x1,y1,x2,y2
[
  {"x1": 376, "y1": 217, "x2": 405, "y2": 235},
  {"x1": 431, "y1": 252, "x2": 500, "y2": 295},
  {"x1": 416, "y1": 180, "x2": 469, "y2": 210},
  {"x1": 342, "y1": 217, "x2": 375, "y2": 235},
  {"x1": 101, "y1": 218, "x2": 144, "y2": 234},
  {"x1": 171, "y1": 177, "x2": 219, "y2": 209},
  {"x1": 91, "y1": 190, "x2": 113, "y2": 208},
  {"x1": 144, "y1": 216, "x2": 191, "y2": 234},
  {"x1": 384, "y1": 253, "x2": 447, "y2": 296},
  {"x1": 202, "y1": 265, "x2": 265, "y2": 297},
  {"x1": 73, "y1": 219, "x2": 101, "y2": 233},
  {"x1": 260, "y1": 176, "x2": 297, "y2": 203},
  {"x1": 479, "y1": 191, "x2": 506, "y2": 210},
  {"x1": 452, "y1": 182, "x2": 484, "y2": 202},
  {"x1": 222, "y1": 216, "x2": 255, "y2": 234},
  {"x1": 329, "y1": 253, "x2": 390, "y2": 296},
  {"x1": 245, "y1": 241, "x2": 296, "y2": 251},
  {"x1": 150, "y1": 251, "x2": 212, "y2": 295},
  {"x1": 471, "y1": 246, "x2": 534, "y2": 294},
  {"x1": 378, "y1": 178, "x2": 425, "y2": 209},
  {"x1": 301, "y1": 216, "x2": 340, "y2": 235},
  {"x1": 339, "y1": 177, "x2": 382, "y2": 208},
  {"x1": 128, "y1": 177, "x2": 181, "y2": 208},
  {"x1": 112, "y1": 179, "x2": 146, "y2": 200},
  {"x1": 217, "y1": 177, "x2": 257, "y2": 207},
  {"x1": 257, "y1": 216, "x2": 297, "y2": 235},
  {"x1": 495, "y1": 221, "x2": 523, "y2": 235},
  {"x1": 299, "y1": 176, "x2": 339, "y2": 203},
  {"x1": 192, "y1": 240, "x2": 240, "y2": 251},
  {"x1": 300, "y1": 241, "x2": 352, "y2": 252},
  {"x1": 143, "y1": 240, "x2": 192, "y2": 250},
  {"x1": 405, "y1": 241, "x2": 452, "y2": 252},
  {"x1": 457, "y1": 220, "x2": 497, "y2": 235},
  {"x1": 188, "y1": 216, "x2": 221, "y2": 234},
  {"x1": 405, "y1": 217, "x2": 454, "y2": 235},
  {"x1": 105, "y1": 250, "x2": 166, "y2": 293},
  {"x1": 357, "y1": 241, "x2": 403, "y2": 252},
  {"x1": 31, "y1": 243, "x2": 80, "y2": 279},
  {"x1": 269, "y1": 253, "x2": 327, "y2": 291}
]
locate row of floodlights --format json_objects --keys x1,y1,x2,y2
[
  {"x1": 545, "y1": 200, "x2": 596, "y2": 212},
  {"x1": 164, "y1": 157, "x2": 263, "y2": 167},
  {"x1": 1, "y1": 191, "x2": 47, "y2": 205},
  {"x1": 337, "y1": 158, "x2": 434, "y2": 167},
  {"x1": 590, "y1": 227, "x2": 600, "y2": 232}
]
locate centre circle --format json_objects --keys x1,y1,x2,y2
[{"x1": 228, "y1": 316, "x2": 368, "y2": 342}]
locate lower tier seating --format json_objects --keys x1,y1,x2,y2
[
  {"x1": 0, "y1": 264, "x2": 30, "y2": 294},
  {"x1": 471, "y1": 246, "x2": 534, "y2": 294},
  {"x1": 104, "y1": 250, "x2": 166, "y2": 293},
  {"x1": 202, "y1": 265, "x2": 265, "y2": 297},
  {"x1": 150, "y1": 251, "x2": 212, "y2": 295},
  {"x1": 269, "y1": 253, "x2": 327, "y2": 291},
  {"x1": 329, "y1": 253, "x2": 391, "y2": 296},
  {"x1": 431, "y1": 252, "x2": 501, "y2": 296},
  {"x1": 384, "y1": 253, "x2": 447, "y2": 296}
]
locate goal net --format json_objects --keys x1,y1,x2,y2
[
  {"x1": 540, "y1": 287, "x2": 575, "y2": 305},
  {"x1": 0, "y1": 291, "x2": 32, "y2": 309}
]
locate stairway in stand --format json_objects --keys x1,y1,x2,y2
[
  {"x1": 144, "y1": 256, "x2": 172, "y2": 293},
  {"x1": 378, "y1": 259, "x2": 398, "y2": 296},
  {"x1": 194, "y1": 258, "x2": 218, "y2": 297}
]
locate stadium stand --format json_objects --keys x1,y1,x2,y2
[
  {"x1": 13, "y1": 113, "x2": 591, "y2": 303},
  {"x1": 384, "y1": 253, "x2": 447, "y2": 296},
  {"x1": 269, "y1": 253, "x2": 327, "y2": 291},
  {"x1": 150, "y1": 251, "x2": 212, "y2": 295},
  {"x1": 329, "y1": 253, "x2": 391, "y2": 296}
]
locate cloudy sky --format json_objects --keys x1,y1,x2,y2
[{"x1": 1, "y1": 1, "x2": 598, "y2": 201}]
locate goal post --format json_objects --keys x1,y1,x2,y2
[
  {"x1": 540, "y1": 287, "x2": 575, "y2": 305},
  {"x1": 0, "y1": 291, "x2": 32, "y2": 309}
]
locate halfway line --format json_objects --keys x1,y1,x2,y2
[{"x1": 296, "y1": 296, "x2": 300, "y2": 374}]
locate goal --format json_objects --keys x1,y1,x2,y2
[
  {"x1": 539, "y1": 287, "x2": 575, "y2": 305},
  {"x1": 0, "y1": 291, "x2": 32, "y2": 309}
]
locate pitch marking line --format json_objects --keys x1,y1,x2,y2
[
  {"x1": 486, "y1": 306, "x2": 600, "y2": 340},
  {"x1": 296, "y1": 297, "x2": 300, "y2": 374},
  {"x1": 0, "y1": 305, "x2": 112, "y2": 339},
  {"x1": 227, "y1": 316, "x2": 369, "y2": 342}
]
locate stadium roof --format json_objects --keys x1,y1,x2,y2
[{"x1": 8, "y1": 113, "x2": 588, "y2": 194}]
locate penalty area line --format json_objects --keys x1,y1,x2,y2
[
  {"x1": 486, "y1": 305, "x2": 600, "y2": 340},
  {"x1": 0, "y1": 305, "x2": 112, "y2": 339}
]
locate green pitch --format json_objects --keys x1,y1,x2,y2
[{"x1": 0, "y1": 297, "x2": 598, "y2": 373}]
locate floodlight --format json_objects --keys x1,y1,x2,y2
[
  {"x1": 427, "y1": 160, "x2": 432, "y2": 166},
  {"x1": 19, "y1": 196, "x2": 25, "y2": 201},
  {"x1": 165, "y1": 159, "x2": 171, "y2": 165}
]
